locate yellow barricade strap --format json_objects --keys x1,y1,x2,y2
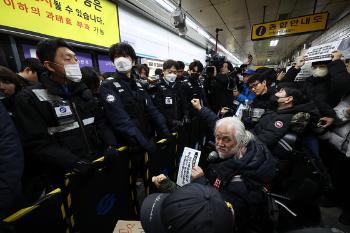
[{"x1": 4, "y1": 206, "x2": 39, "y2": 222}]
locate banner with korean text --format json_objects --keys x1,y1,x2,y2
[{"x1": 0, "y1": 0, "x2": 120, "y2": 48}]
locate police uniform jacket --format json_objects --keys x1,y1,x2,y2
[
  {"x1": 13, "y1": 73, "x2": 102, "y2": 173},
  {"x1": 151, "y1": 78, "x2": 187, "y2": 130},
  {"x1": 182, "y1": 76, "x2": 208, "y2": 118},
  {"x1": 99, "y1": 72, "x2": 169, "y2": 151}
]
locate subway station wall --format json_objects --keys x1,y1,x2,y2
[{"x1": 118, "y1": 6, "x2": 206, "y2": 65}]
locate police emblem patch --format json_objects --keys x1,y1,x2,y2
[
  {"x1": 274, "y1": 121, "x2": 284, "y2": 128},
  {"x1": 106, "y1": 94, "x2": 116, "y2": 103}
]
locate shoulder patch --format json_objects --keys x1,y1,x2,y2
[
  {"x1": 274, "y1": 121, "x2": 284, "y2": 128},
  {"x1": 106, "y1": 94, "x2": 116, "y2": 103},
  {"x1": 113, "y1": 82, "x2": 121, "y2": 88}
]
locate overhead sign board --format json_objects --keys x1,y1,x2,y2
[
  {"x1": 251, "y1": 12, "x2": 329, "y2": 41},
  {"x1": 0, "y1": 0, "x2": 120, "y2": 48}
]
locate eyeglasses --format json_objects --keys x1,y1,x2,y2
[{"x1": 249, "y1": 82, "x2": 261, "y2": 90}]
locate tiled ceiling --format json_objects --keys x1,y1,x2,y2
[{"x1": 178, "y1": 0, "x2": 350, "y2": 65}]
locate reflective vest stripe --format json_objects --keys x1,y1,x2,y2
[{"x1": 47, "y1": 117, "x2": 94, "y2": 135}]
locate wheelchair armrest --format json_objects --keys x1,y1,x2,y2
[{"x1": 277, "y1": 133, "x2": 297, "y2": 152}]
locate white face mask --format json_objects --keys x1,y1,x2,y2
[
  {"x1": 114, "y1": 57, "x2": 132, "y2": 73},
  {"x1": 312, "y1": 67, "x2": 328, "y2": 77},
  {"x1": 164, "y1": 73, "x2": 177, "y2": 83},
  {"x1": 64, "y1": 64, "x2": 82, "y2": 82}
]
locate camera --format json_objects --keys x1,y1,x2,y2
[{"x1": 205, "y1": 54, "x2": 226, "y2": 72}]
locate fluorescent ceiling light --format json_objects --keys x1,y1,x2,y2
[
  {"x1": 198, "y1": 28, "x2": 211, "y2": 39},
  {"x1": 186, "y1": 18, "x2": 199, "y2": 31},
  {"x1": 153, "y1": 0, "x2": 176, "y2": 12},
  {"x1": 152, "y1": 0, "x2": 242, "y2": 64},
  {"x1": 270, "y1": 39, "x2": 279, "y2": 47},
  {"x1": 209, "y1": 38, "x2": 216, "y2": 44}
]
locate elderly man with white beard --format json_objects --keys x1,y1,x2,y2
[
  {"x1": 191, "y1": 99, "x2": 276, "y2": 233},
  {"x1": 152, "y1": 99, "x2": 276, "y2": 233}
]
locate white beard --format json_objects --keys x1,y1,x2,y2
[{"x1": 217, "y1": 145, "x2": 241, "y2": 159}]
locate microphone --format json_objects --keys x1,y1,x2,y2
[{"x1": 207, "y1": 151, "x2": 219, "y2": 162}]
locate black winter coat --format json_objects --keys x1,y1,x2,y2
[
  {"x1": 282, "y1": 67, "x2": 336, "y2": 118},
  {"x1": 151, "y1": 78, "x2": 187, "y2": 130},
  {"x1": 13, "y1": 74, "x2": 103, "y2": 173},
  {"x1": 191, "y1": 106, "x2": 278, "y2": 232},
  {"x1": 182, "y1": 76, "x2": 208, "y2": 118},
  {"x1": 99, "y1": 72, "x2": 169, "y2": 151},
  {"x1": 251, "y1": 86, "x2": 277, "y2": 110},
  {"x1": 0, "y1": 102, "x2": 23, "y2": 218},
  {"x1": 195, "y1": 139, "x2": 276, "y2": 233},
  {"x1": 212, "y1": 74, "x2": 236, "y2": 112},
  {"x1": 252, "y1": 102, "x2": 320, "y2": 147}
]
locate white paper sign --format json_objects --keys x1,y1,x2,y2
[
  {"x1": 305, "y1": 40, "x2": 342, "y2": 63},
  {"x1": 176, "y1": 147, "x2": 201, "y2": 187},
  {"x1": 113, "y1": 220, "x2": 144, "y2": 233}
]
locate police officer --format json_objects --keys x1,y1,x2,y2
[
  {"x1": 182, "y1": 60, "x2": 208, "y2": 148},
  {"x1": 183, "y1": 60, "x2": 208, "y2": 111},
  {"x1": 99, "y1": 42, "x2": 170, "y2": 155},
  {"x1": 176, "y1": 60, "x2": 187, "y2": 82},
  {"x1": 151, "y1": 59, "x2": 186, "y2": 131},
  {"x1": 13, "y1": 38, "x2": 108, "y2": 201},
  {"x1": 212, "y1": 61, "x2": 239, "y2": 113}
]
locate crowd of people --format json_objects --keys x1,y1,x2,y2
[{"x1": 1, "y1": 37, "x2": 350, "y2": 233}]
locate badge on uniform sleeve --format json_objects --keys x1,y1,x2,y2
[
  {"x1": 274, "y1": 121, "x2": 284, "y2": 128},
  {"x1": 106, "y1": 94, "x2": 116, "y2": 103},
  {"x1": 165, "y1": 97, "x2": 173, "y2": 105}
]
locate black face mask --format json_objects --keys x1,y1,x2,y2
[{"x1": 190, "y1": 73, "x2": 200, "y2": 79}]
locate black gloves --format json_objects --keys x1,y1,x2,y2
[{"x1": 72, "y1": 159, "x2": 93, "y2": 176}]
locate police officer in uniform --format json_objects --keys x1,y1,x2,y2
[
  {"x1": 100, "y1": 42, "x2": 170, "y2": 154},
  {"x1": 13, "y1": 38, "x2": 109, "y2": 201},
  {"x1": 182, "y1": 60, "x2": 208, "y2": 148},
  {"x1": 151, "y1": 59, "x2": 187, "y2": 131}
]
